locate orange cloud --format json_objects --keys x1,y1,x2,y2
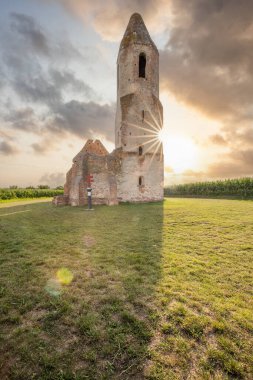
[{"x1": 60, "y1": 0, "x2": 171, "y2": 41}]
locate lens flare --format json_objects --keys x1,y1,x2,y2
[
  {"x1": 56, "y1": 267, "x2": 73, "y2": 285},
  {"x1": 45, "y1": 279, "x2": 61, "y2": 297}
]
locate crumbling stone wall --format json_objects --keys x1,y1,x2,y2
[{"x1": 53, "y1": 140, "x2": 120, "y2": 206}]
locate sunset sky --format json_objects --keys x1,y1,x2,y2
[{"x1": 0, "y1": 0, "x2": 252, "y2": 188}]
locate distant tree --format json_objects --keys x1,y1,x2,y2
[
  {"x1": 9, "y1": 185, "x2": 18, "y2": 189},
  {"x1": 26, "y1": 186, "x2": 35, "y2": 189},
  {"x1": 37, "y1": 185, "x2": 50, "y2": 189},
  {"x1": 55, "y1": 185, "x2": 64, "y2": 190}
]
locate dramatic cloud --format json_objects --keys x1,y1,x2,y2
[
  {"x1": 0, "y1": 141, "x2": 19, "y2": 155},
  {"x1": 31, "y1": 136, "x2": 57, "y2": 154},
  {"x1": 207, "y1": 160, "x2": 253, "y2": 178},
  {"x1": 4, "y1": 107, "x2": 37, "y2": 132},
  {"x1": 50, "y1": 69, "x2": 93, "y2": 97},
  {"x1": 31, "y1": 142, "x2": 50, "y2": 154},
  {"x1": 40, "y1": 172, "x2": 65, "y2": 187},
  {"x1": 160, "y1": 0, "x2": 253, "y2": 123},
  {"x1": 1, "y1": 1, "x2": 252, "y2": 184},
  {"x1": 4, "y1": 99, "x2": 115, "y2": 147},
  {"x1": 9, "y1": 68, "x2": 94, "y2": 108},
  {"x1": 237, "y1": 128, "x2": 253, "y2": 146},
  {"x1": 9, "y1": 12, "x2": 82, "y2": 60},
  {"x1": 159, "y1": 0, "x2": 253, "y2": 178},
  {"x1": 1, "y1": 12, "x2": 89, "y2": 106},
  {"x1": 10, "y1": 12, "x2": 50, "y2": 55},
  {"x1": 49, "y1": 100, "x2": 115, "y2": 141},
  {"x1": 56, "y1": 0, "x2": 170, "y2": 40},
  {"x1": 209, "y1": 134, "x2": 227, "y2": 146},
  {"x1": 0, "y1": 11, "x2": 114, "y2": 150}
]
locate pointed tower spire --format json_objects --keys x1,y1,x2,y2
[{"x1": 120, "y1": 13, "x2": 157, "y2": 52}]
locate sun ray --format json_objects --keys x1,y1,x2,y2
[
  {"x1": 143, "y1": 138, "x2": 161, "y2": 155},
  {"x1": 142, "y1": 99, "x2": 162, "y2": 130},
  {"x1": 128, "y1": 122, "x2": 158, "y2": 135},
  {"x1": 159, "y1": 143, "x2": 163, "y2": 161},
  {"x1": 147, "y1": 140, "x2": 162, "y2": 169},
  {"x1": 128, "y1": 109, "x2": 160, "y2": 133},
  {"x1": 145, "y1": 139, "x2": 161, "y2": 155},
  {"x1": 129, "y1": 134, "x2": 158, "y2": 139},
  {"x1": 128, "y1": 136, "x2": 160, "y2": 151},
  {"x1": 156, "y1": 102, "x2": 163, "y2": 129},
  {"x1": 144, "y1": 118, "x2": 161, "y2": 133}
]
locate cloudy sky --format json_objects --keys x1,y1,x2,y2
[{"x1": 0, "y1": 0, "x2": 252, "y2": 188}]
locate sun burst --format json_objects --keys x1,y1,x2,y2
[
  {"x1": 126, "y1": 104, "x2": 200, "y2": 175},
  {"x1": 127, "y1": 107, "x2": 163, "y2": 164}
]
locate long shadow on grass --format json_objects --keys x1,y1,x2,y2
[{"x1": 76, "y1": 202, "x2": 164, "y2": 379}]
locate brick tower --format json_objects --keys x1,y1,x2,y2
[{"x1": 115, "y1": 13, "x2": 164, "y2": 202}]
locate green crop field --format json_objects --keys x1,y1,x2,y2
[
  {"x1": 0, "y1": 188, "x2": 63, "y2": 201},
  {"x1": 0, "y1": 199, "x2": 253, "y2": 379},
  {"x1": 165, "y1": 177, "x2": 253, "y2": 199}
]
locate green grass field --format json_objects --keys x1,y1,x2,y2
[{"x1": 0, "y1": 199, "x2": 253, "y2": 379}]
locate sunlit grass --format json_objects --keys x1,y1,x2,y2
[
  {"x1": 0, "y1": 197, "x2": 52, "y2": 205},
  {"x1": 0, "y1": 199, "x2": 253, "y2": 379}
]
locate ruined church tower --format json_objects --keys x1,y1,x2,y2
[
  {"x1": 53, "y1": 13, "x2": 164, "y2": 206},
  {"x1": 115, "y1": 13, "x2": 164, "y2": 202}
]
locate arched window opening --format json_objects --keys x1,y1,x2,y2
[
  {"x1": 138, "y1": 146, "x2": 143, "y2": 156},
  {"x1": 142, "y1": 110, "x2": 144, "y2": 122},
  {"x1": 139, "y1": 176, "x2": 144, "y2": 186},
  {"x1": 139, "y1": 53, "x2": 146, "y2": 78}
]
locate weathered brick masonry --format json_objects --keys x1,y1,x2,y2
[{"x1": 53, "y1": 13, "x2": 164, "y2": 206}]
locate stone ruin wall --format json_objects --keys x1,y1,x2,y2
[{"x1": 53, "y1": 140, "x2": 120, "y2": 206}]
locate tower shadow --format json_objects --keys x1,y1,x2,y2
[{"x1": 82, "y1": 201, "x2": 164, "y2": 378}]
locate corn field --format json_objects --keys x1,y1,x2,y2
[
  {"x1": 164, "y1": 177, "x2": 253, "y2": 199},
  {"x1": 0, "y1": 189, "x2": 64, "y2": 200}
]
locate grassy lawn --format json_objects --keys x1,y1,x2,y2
[{"x1": 0, "y1": 198, "x2": 252, "y2": 379}]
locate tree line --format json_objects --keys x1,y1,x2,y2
[{"x1": 164, "y1": 177, "x2": 253, "y2": 199}]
